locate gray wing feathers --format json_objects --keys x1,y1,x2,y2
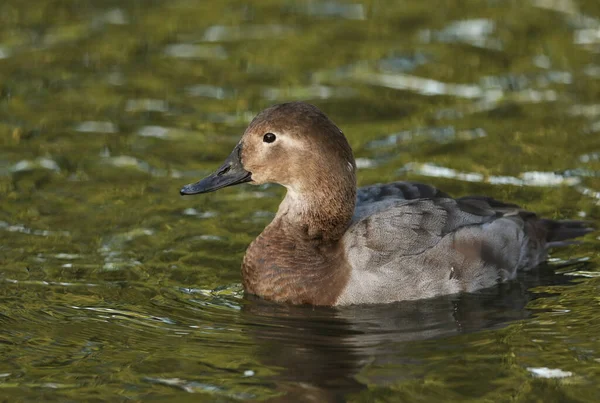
[
  {"x1": 356, "y1": 181, "x2": 449, "y2": 204},
  {"x1": 345, "y1": 197, "x2": 502, "y2": 268},
  {"x1": 353, "y1": 182, "x2": 449, "y2": 223},
  {"x1": 338, "y1": 187, "x2": 542, "y2": 304},
  {"x1": 338, "y1": 181, "x2": 591, "y2": 304}
]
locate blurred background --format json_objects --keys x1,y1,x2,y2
[{"x1": 1, "y1": 0, "x2": 600, "y2": 401}]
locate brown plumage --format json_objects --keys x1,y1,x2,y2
[{"x1": 180, "y1": 102, "x2": 593, "y2": 306}]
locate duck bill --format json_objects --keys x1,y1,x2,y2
[{"x1": 180, "y1": 143, "x2": 252, "y2": 195}]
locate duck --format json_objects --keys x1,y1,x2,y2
[{"x1": 180, "y1": 101, "x2": 591, "y2": 306}]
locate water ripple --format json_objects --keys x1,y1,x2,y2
[{"x1": 401, "y1": 162, "x2": 583, "y2": 187}]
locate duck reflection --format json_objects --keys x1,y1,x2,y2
[{"x1": 240, "y1": 266, "x2": 576, "y2": 402}]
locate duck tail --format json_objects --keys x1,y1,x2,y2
[{"x1": 540, "y1": 219, "x2": 595, "y2": 247}]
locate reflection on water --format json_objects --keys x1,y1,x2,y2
[
  {"x1": 242, "y1": 269, "x2": 569, "y2": 402},
  {"x1": 1, "y1": 0, "x2": 600, "y2": 401}
]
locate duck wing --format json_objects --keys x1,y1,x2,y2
[
  {"x1": 354, "y1": 182, "x2": 448, "y2": 222},
  {"x1": 339, "y1": 182, "x2": 591, "y2": 304}
]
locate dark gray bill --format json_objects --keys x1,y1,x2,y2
[{"x1": 180, "y1": 143, "x2": 252, "y2": 195}]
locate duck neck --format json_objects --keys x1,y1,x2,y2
[
  {"x1": 277, "y1": 180, "x2": 356, "y2": 242},
  {"x1": 241, "y1": 179, "x2": 356, "y2": 305}
]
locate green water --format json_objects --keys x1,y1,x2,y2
[{"x1": 1, "y1": 0, "x2": 600, "y2": 401}]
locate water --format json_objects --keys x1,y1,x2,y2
[{"x1": 1, "y1": 0, "x2": 600, "y2": 401}]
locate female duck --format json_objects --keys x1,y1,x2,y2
[{"x1": 181, "y1": 102, "x2": 589, "y2": 306}]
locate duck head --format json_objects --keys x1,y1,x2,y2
[{"x1": 180, "y1": 102, "x2": 356, "y2": 198}]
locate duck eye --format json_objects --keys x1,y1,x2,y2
[{"x1": 263, "y1": 133, "x2": 276, "y2": 143}]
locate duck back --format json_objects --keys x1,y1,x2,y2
[{"x1": 336, "y1": 181, "x2": 591, "y2": 305}]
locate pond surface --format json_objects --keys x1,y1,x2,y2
[{"x1": 1, "y1": 0, "x2": 600, "y2": 401}]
